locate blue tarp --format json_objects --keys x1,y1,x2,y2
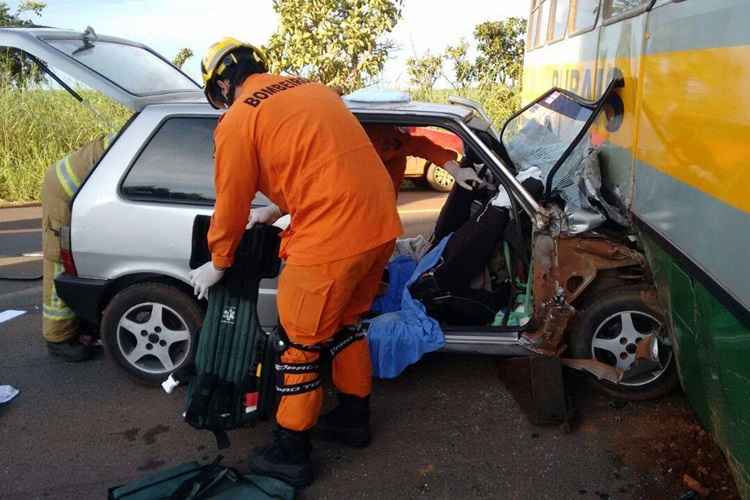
[{"x1": 367, "y1": 236, "x2": 451, "y2": 378}]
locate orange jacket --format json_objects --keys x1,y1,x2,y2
[
  {"x1": 365, "y1": 124, "x2": 459, "y2": 189},
  {"x1": 208, "y1": 74, "x2": 402, "y2": 268}
]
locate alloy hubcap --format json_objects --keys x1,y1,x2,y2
[
  {"x1": 116, "y1": 302, "x2": 191, "y2": 375},
  {"x1": 591, "y1": 310, "x2": 672, "y2": 387},
  {"x1": 432, "y1": 166, "x2": 455, "y2": 189}
]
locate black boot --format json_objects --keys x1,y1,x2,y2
[
  {"x1": 46, "y1": 338, "x2": 93, "y2": 362},
  {"x1": 248, "y1": 426, "x2": 313, "y2": 488},
  {"x1": 317, "y1": 393, "x2": 371, "y2": 448}
]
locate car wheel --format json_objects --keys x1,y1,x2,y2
[
  {"x1": 568, "y1": 287, "x2": 679, "y2": 401},
  {"x1": 101, "y1": 282, "x2": 202, "y2": 385},
  {"x1": 425, "y1": 162, "x2": 455, "y2": 192}
]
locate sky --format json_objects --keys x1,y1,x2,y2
[{"x1": 8, "y1": 0, "x2": 529, "y2": 88}]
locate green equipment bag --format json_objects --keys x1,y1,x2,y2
[
  {"x1": 179, "y1": 217, "x2": 282, "y2": 449},
  {"x1": 107, "y1": 456, "x2": 295, "y2": 500}
]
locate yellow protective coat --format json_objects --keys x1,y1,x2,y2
[{"x1": 42, "y1": 135, "x2": 111, "y2": 343}]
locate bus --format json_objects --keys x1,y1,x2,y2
[{"x1": 523, "y1": 0, "x2": 750, "y2": 496}]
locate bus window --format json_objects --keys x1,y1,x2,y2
[
  {"x1": 528, "y1": 8, "x2": 538, "y2": 50},
  {"x1": 603, "y1": 0, "x2": 649, "y2": 19},
  {"x1": 535, "y1": 0, "x2": 551, "y2": 47},
  {"x1": 573, "y1": 0, "x2": 600, "y2": 33},
  {"x1": 551, "y1": 0, "x2": 570, "y2": 41}
]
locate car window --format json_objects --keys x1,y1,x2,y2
[
  {"x1": 122, "y1": 117, "x2": 271, "y2": 206},
  {"x1": 603, "y1": 0, "x2": 649, "y2": 19},
  {"x1": 552, "y1": 0, "x2": 571, "y2": 40},
  {"x1": 122, "y1": 118, "x2": 217, "y2": 204},
  {"x1": 574, "y1": 0, "x2": 600, "y2": 32},
  {"x1": 46, "y1": 40, "x2": 197, "y2": 96}
]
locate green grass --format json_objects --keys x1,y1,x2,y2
[
  {"x1": 0, "y1": 86, "x2": 131, "y2": 203},
  {"x1": 0, "y1": 83, "x2": 518, "y2": 204}
]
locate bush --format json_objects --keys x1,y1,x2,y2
[
  {"x1": 410, "y1": 84, "x2": 522, "y2": 129},
  {"x1": 0, "y1": 85, "x2": 130, "y2": 203}
]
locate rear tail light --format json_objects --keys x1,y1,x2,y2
[{"x1": 59, "y1": 225, "x2": 78, "y2": 276}]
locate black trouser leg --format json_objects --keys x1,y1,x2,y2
[
  {"x1": 433, "y1": 205, "x2": 510, "y2": 293},
  {"x1": 433, "y1": 185, "x2": 477, "y2": 242}
]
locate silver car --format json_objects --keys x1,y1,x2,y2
[{"x1": 4, "y1": 28, "x2": 678, "y2": 402}]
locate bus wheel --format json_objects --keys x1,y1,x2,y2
[{"x1": 568, "y1": 287, "x2": 679, "y2": 401}]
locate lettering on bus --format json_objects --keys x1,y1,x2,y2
[
  {"x1": 552, "y1": 66, "x2": 624, "y2": 100},
  {"x1": 551, "y1": 66, "x2": 625, "y2": 132}
]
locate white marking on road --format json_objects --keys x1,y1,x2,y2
[
  {"x1": 0, "y1": 310, "x2": 26, "y2": 324},
  {"x1": 0, "y1": 228, "x2": 40, "y2": 235},
  {"x1": 0, "y1": 285, "x2": 42, "y2": 302},
  {"x1": 21, "y1": 252, "x2": 42, "y2": 257},
  {"x1": 398, "y1": 208, "x2": 441, "y2": 214}
]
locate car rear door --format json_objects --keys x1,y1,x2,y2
[
  {"x1": 73, "y1": 107, "x2": 280, "y2": 328},
  {"x1": 0, "y1": 28, "x2": 201, "y2": 111}
]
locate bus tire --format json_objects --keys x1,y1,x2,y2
[{"x1": 568, "y1": 287, "x2": 679, "y2": 401}]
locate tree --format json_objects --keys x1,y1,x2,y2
[
  {"x1": 474, "y1": 17, "x2": 526, "y2": 87},
  {"x1": 406, "y1": 53, "x2": 442, "y2": 101},
  {"x1": 0, "y1": 0, "x2": 45, "y2": 26},
  {"x1": 0, "y1": 1, "x2": 47, "y2": 88},
  {"x1": 443, "y1": 40, "x2": 474, "y2": 96},
  {"x1": 172, "y1": 48, "x2": 194, "y2": 70},
  {"x1": 267, "y1": 0, "x2": 403, "y2": 93}
]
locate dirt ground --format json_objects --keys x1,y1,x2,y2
[{"x1": 496, "y1": 357, "x2": 740, "y2": 500}]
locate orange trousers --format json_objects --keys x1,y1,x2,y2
[{"x1": 275, "y1": 240, "x2": 394, "y2": 431}]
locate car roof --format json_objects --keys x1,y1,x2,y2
[{"x1": 146, "y1": 96, "x2": 476, "y2": 123}]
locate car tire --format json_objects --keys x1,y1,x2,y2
[
  {"x1": 425, "y1": 162, "x2": 455, "y2": 192},
  {"x1": 101, "y1": 282, "x2": 202, "y2": 386},
  {"x1": 568, "y1": 287, "x2": 679, "y2": 401}
]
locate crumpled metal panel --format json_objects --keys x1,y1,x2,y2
[
  {"x1": 505, "y1": 121, "x2": 628, "y2": 233},
  {"x1": 523, "y1": 224, "x2": 647, "y2": 353}
]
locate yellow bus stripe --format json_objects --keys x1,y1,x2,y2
[{"x1": 523, "y1": 44, "x2": 750, "y2": 215}]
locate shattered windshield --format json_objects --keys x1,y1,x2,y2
[
  {"x1": 501, "y1": 86, "x2": 627, "y2": 233},
  {"x1": 502, "y1": 90, "x2": 594, "y2": 185},
  {"x1": 46, "y1": 39, "x2": 198, "y2": 96}
]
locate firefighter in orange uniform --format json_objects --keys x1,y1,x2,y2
[
  {"x1": 190, "y1": 38, "x2": 401, "y2": 487},
  {"x1": 364, "y1": 124, "x2": 459, "y2": 192}
]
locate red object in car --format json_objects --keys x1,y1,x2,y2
[
  {"x1": 409, "y1": 127, "x2": 464, "y2": 155},
  {"x1": 60, "y1": 225, "x2": 78, "y2": 276}
]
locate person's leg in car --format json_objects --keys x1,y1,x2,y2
[
  {"x1": 432, "y1": 184, "x2": 477, "y2": 241},
  {"x1": 434, "y1": 205, "x2": 510, "y2": 292}
]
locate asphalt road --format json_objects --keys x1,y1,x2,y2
[{"x1": 0, "y1": 192, "x2": 739, "y2": 499}]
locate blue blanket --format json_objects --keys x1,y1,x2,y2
[
  {"x1": 371, "y1": 256, "x2": 418, "y2": 314},
  {"x1": 367, "y1": 236, "x2": 450, "y2": 378}
]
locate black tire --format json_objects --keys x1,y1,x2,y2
[
  {"x1": 425, "y1": 162, "x2": 455, "y2": 192},
  {"x1": 568, "y1": 287, "x2": 679, "y2": 401},
  {"x1": 101, "y1": 282, "x2": 202, "y2": 385}
]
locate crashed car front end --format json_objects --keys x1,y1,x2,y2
[{"x1": 497, "y1": 79, "x2": 670, "y2": 384}]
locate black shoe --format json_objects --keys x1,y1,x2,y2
[
  {"x1": 46, "y1": 338, "x2": 93, "y2": 362},
  {"x1": 317, "y1": 393, "x2": 371, "y2": 448},
  {"x1": 248, "y1": 426, "x2": 313, "y2": 488}
]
